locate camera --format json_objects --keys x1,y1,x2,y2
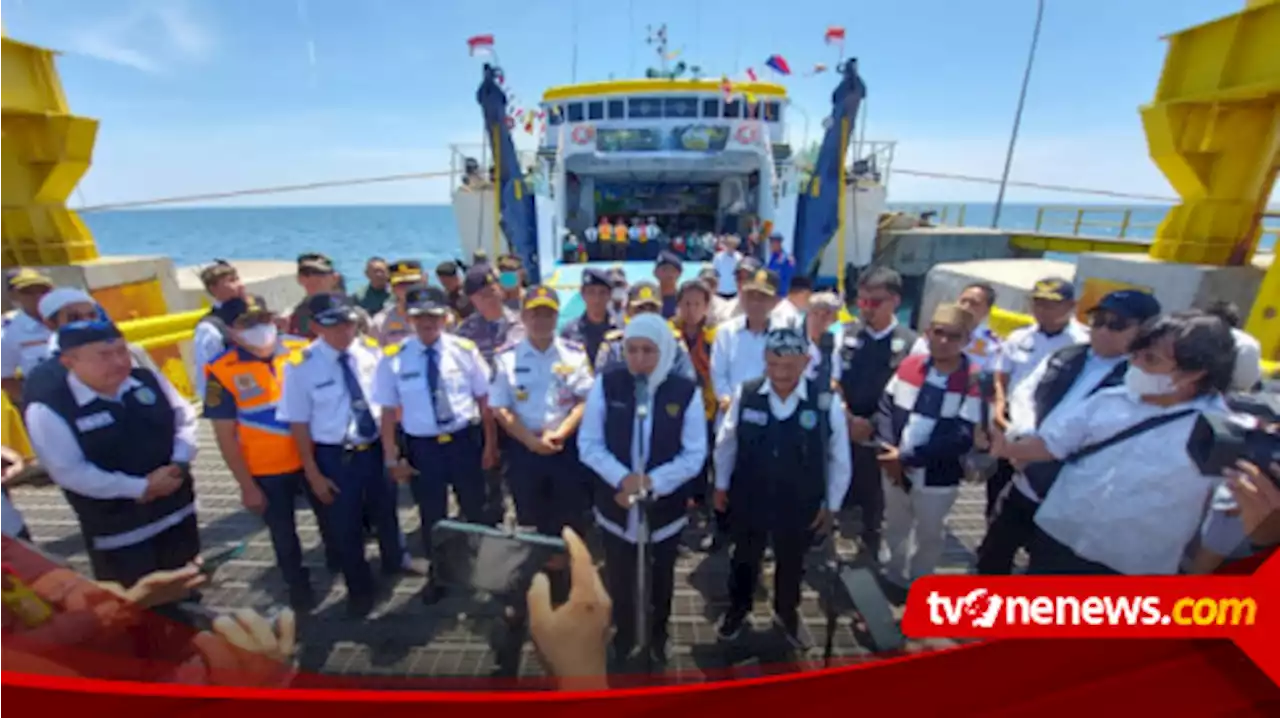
[{"x1": 1186, "y1": 393, "x2": 1280, "y2": 482}]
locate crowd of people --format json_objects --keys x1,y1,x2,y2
[{"x1": 1, "y1": 241, "x2": 1277, "y2": 684}]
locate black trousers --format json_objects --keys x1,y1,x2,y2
[
  {"x1": 986, "y1": 459, "x2": 1015, "y2": 520},
  {"x1": 845, "y1": 443, "x2": 884, "y2": 553},
  {"x1": 728, "y1": 524, "x2": 812, "y2": 620},
  {"x1": 89, "y1": 514, "x2": 201, "y2": 588},
  {"x1": 1026, "y1": 528, "x2": 1121, "y2": 575},
  {"x1": 976, "y1": 484, "x2": 1039, "y2": 575},
  {"x1": 506, "y1": 440, "x2": 588, "y2": 538},
  {"x1": 602, "y1": 529, "x2": 680, "y2": 655}
]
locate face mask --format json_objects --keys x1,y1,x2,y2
[
  {"x1": 499, "y1": 272, "x2": 520, "y2": 289},
  {"x1": 612, "y1": 289, "x2": 627, "y2": 304},
  {"x1": 239, "y1": 323, "x2": 278, "y2": 349},
  {"x1": 1124, "y1": 364, "x2": 1177, "y2": 398}
]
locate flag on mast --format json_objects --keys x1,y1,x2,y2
[
  {"x1": 764, "y1": 54, "x2": 791, "y2": 76},
  {"x1": 745, "y1": 67, "x2": 758, "y2": 82},
  {"x1": 467, "y1": 34, "x2": 495, "y2": 56},
  {"x1": 824, "y1": 26, "x2": 846, "y2": 45}
]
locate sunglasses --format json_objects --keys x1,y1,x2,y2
[
  {"x1": 930, "y1": 326, "x2": 966, "y2": 342},
  {"x1": 1088, "y1": 312, "x2": 1135, "y2": 332},
  {"x1": 857, "y1": 297, "x2": 888, "y2": 309}
]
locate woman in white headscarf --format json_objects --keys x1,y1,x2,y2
[{"x1": 576, "y1": 312, "x2": 708, "y2": 668}]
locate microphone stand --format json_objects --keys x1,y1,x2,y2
[{"x1": 630, "y1": 380, "x2": 655, "y2": 676}]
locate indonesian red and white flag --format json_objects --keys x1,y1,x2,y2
[
  {"x1": 467, "y1": 34, "x2": 495, "y2": 56},
  {"x1": 745, "y1": 67, "x2": 757, "y2": 82},
  {"x1": 824, "y1": 26, "x2": 846, "y2": 45}
]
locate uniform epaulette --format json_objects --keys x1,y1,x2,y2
[
  {"x1": 281, "y1": 336, "x2": 309, "y2": 350},
  {"x1": 559, "y1": 337, "x2": 585, "y2": 353},
  {"x1": 383, "y1": 341, "x2": 403, "y2": 357},
  {"x1": 289, "y1": 346, "x2": 312, "y2": 365},
  {"x1": 361, "y1": 335, "x2": 381, "y2": 350},
  {"x1": 603, "y1": 328, "x2": 625, "y2": 341},
  {"x1": 455, "y1": 335, "x2": 478, "y2": 351}
]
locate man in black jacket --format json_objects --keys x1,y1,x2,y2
[{"x1": 975, "y1": 290, "x2": 1159, "y2": 574}]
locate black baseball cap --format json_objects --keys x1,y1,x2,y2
[
  {"x1": 404, "y1": 286, "x2": 449, "y2": 316},
  {"x1": 1031, "y1": 277, "x2": 1075, "y2": 302},
  {"x1": 435, "y1": 260, "x2": 460, "y2": 277},
  {"x1": 789, "y1": 275, "x2": 814, "y2": 292},
  {"x1": 307, "y1": 292, "x2": 359, "y2": 326},
  {"x1": 655, "y1": 251, "x2": 683, "y2": 272},
  {"x1": 215, "y1": 295, "x2": 273, "y2": 327},
  {"x1": 464, "y1": 264, "x2": 500, "y2": 296},
  {"x1": 297, "y1": 252, "x2": 335, "y2": 275},
  {"x1": 1093, "y1": 290, "x2": 1161, "y2": 322}
]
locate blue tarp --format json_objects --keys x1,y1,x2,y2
[
  {"x1": 793, "y1": 59, "x2": 866, "y2": 279},
  {"x1": 477, "y1": 64, "x2": 541, "y2": 284}
]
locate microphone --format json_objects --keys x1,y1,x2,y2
[{"x1": 634, "y1": 374, "x2": 650, "y2": 420}]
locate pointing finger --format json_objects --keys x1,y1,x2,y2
[{"x1": 562, "y1": 527, "x2": 594, "y2": 602}]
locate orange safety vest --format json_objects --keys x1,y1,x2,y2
[
  {"x1": 638, "y1": 225, "x2": 648, "y2": 244},
  {"x1": 599, "y1": 223, "x2": 612, "y2": 241},
  {"x1": 615, "y1": 223, "x2": 628, "y2": 242},
  {"x1": 206, "y1": 340, "x2": 308, "y2": 477}
]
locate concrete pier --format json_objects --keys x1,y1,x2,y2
[
  {"x1": 919, "y1": 257, "x2": 1077, "y2": 327},
  {"x1": 174, "y1": 259, "x2": 303, "y2": 314}
]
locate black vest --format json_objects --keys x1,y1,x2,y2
[
  {"x1": 1023, "y1": 345, "x2": 1128, "y2": 496},
  {"x1": 596, "y1": 368, "x2": 698, "y2": 535},
  {"x1": 731, "y1": 377, "x2": 828, "y2": 531},
  {"x1": 34, "y1": 365, "x2": 194, "y2": 548},
  {"x1": 1032, "y1": 345, "x2": 1128, "y2": 429},
  {"x1": 838, "y1": 319, "x2": 917, "y2": 418}
]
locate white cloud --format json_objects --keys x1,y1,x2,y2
[{"x1": 64, "y1": 0, "x2": 214, "y2": 74}]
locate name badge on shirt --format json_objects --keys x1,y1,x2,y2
[
  {"x1": 233, "y1": 374, "x2": 263, "y2": 400},
  {"x1": 741, "y1": 408, "x2": 769, "y2": 426},
  {"x1": 400, "y1": 371, "x2": 422, "y2": 380},
  {"x1": 75, "y1": 411, "x2": 115, "y2": 433}
]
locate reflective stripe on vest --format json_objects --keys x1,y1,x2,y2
[{"x1": 207, "y1": 348, "x2": 303, "y2": 476}]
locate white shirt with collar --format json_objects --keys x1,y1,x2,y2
[
  {"x1": 24, "y1": 370, "x2": 198, "y2": 547},
  {"x1": 995, "y1": 320, "x2": 1090, "y2": 395},
  {"x1": 713, "y1": 378, "x2": 852, "y2": 510},
  {"x1": 910, "y1": 319, "x2": 1003, "y2": 373},
  {"x1": 489, "y1": 337, "x2": 593, "y2": 433},
  {"x1": 277, "y1": 338, "x2": 384, "y2": 445},
  {"x1": 1, "y1": 312, "x2": 53, "y2": 379},
  {"x1": 1006, "y1": 349, "x2": 1126, "y2": 501},
  {"x1": 1032, "y1": 387, "x2": 1225, "y2": 575},
  {"x1": 371, "y1": 334, "x2": 491, "y2": 438},
  {"x1": 710, "y1": 315, "x2": 771, "y2": 400},
  {"x1": 578, "y1": 378, "x2": 707, "y2": 544},
  {"x1": 1229, "y1": 327, "x2": 1263, "y2": 391},
  {"x1": 192, "y1": 303, "x2": 229, "y2": 399},
  {"x1": 712, "y1": 251, "x2": 742, "y2": 295}
]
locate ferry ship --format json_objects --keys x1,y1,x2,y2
[{"x1": 450, "y1": 58, "x2": 889, "y2": 302}]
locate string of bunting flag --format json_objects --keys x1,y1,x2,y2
[
  {"x1": 466, "y1": 34, "x2": 552, "y2": 137},
  {"x1": 721, "y1": 25, "x2": 847, "y2": 106}
]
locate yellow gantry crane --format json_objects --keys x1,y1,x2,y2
[{"x1": 1141, "y1": 0, "x2": 1280, "y2": 360}]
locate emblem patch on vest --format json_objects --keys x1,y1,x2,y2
[
  {"x1": 205, "y1": 381, "x2": 223, "y2": 407},
  {"x1": 665, "y1": 402, "x2": 681, "y2": 418},
  {"x1": 75, "y1": 411, "x2": 115, "y2": 433},
  {"x1": 891, "y1": 338, "x2": 906, "y2": 353},
  {"x1": 799, "y1": 409, "x2": 818, "y2": 431},
  {"x1": 234, "y1": 373, "x2": 264, "y2": 399},
  {"x1": 133, "y1": 386, "x2": 158, "y2": 406},
  {"x1": 741, "y1": 408, "x2": 769, "y2": 426}
]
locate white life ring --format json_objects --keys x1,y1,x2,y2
[
  {"x1": 735, "y1": 124, "x2": 760, "y2": 145},
  {"x1": 571, "y1": 125, "x2": 596, "y2": 145}
]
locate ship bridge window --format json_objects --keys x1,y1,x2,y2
[
  {"x1": 722, "y1": 99, "x2": 742, "y2": 119},
  {"x1": 547, "y1": 105, "x2": 563, "y2": 125},
  {"x1": 745, "y1": 102, "x2": 760, "y2": 119},
  {"x1": 587, "y1": 101, "x2": 604, "y2": 121},
  {"x1": 764, "y1": 101, "x2": 781, "y2": 122},
  {"x1": 664, "y1": 97, "x2": 698, "y2": 119},
  {"x1": 628, "y1": 97, "x2": 663, "y2": 119},
  {"x1": 701, "y1": 98, "x2": 720, "y2": 118},
  {"x1": 608, "y1": 99, "x2": 626, "y2": 119},
  {"x1": 566, "y1": 103, "x2": 585, "y2": 122}
]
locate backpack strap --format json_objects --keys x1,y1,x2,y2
[{"x1": 1065, "y1": 408, "x2": 1198, "y2": 464}]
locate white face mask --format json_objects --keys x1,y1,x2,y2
[
  {"x1": 611, "y1": 288, "x2": 627, "y2": 305},
  {"x1": 238, "y1": 323, "x2": 278, "y2": 349},
  {"x1": 1124, "y1": 364, "x2": 1177, "y2": 398}
]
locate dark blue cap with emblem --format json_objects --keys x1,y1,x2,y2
[
  {"x1": 215, "y1": 295, "x2": 272, "y2": 326},
  {"x1": 582, "y1": 268, "x2": 612, "y2": 289},
  {"x1": 58, "y1": 319, "x2": 123, "y2": 351},
  {"x1": 656, "y1": 250, "x2": 683, "y2": 272},
  {"x1": 405, "y1": 285, "x2": 449, "y2": 316},
  {"x1": 464, "y1": 264, "x2": 500, "y2": 296},
  {"x1": 307, "y1": 292, "x2": 359, "y2": 327}
]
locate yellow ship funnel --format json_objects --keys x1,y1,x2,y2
[{"x1": 1, "y1": 33, "x2": 101, "y2": 265}]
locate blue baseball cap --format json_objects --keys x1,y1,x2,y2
[
  {"x1": 1094, "y1": 290, "x2": 1161, "y2": 322},
  {"x1": 404, "y1": 285, "x2": 449, "y2": 316},
  {"x1": 307, "y1": 293, "x2": 359, "y2": 327}
]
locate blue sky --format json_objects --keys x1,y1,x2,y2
[{"x1": 3, "y1": 0, "x2": 1262, "y2": 207}]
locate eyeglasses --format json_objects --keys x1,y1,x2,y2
[
  {"x1": 1089, "y1": 312, "x2": 1135, "y2": 332},
  {"x1": 929, "y1": 327, "x2": 966, "y2": 342}
]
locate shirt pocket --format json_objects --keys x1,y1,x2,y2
[{"x1": 311, "y1": 380, "x2": 346, "y2": 412}]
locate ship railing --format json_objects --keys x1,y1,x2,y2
[
  {"x1": 894, "y1": 203, "x2": 1280, "y2": 247},
  {"x1": 448, "y1": 143, "x2": 545, "y2": 195}
]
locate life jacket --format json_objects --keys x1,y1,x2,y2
[
  {"x1": 673, "y1": 319, "x2": 717, "y2": 419},
  {"x1": 599, "y1": 223, "x2": 613, "y2": 241},
  {"x1": 205, "y1": 339, "x2": 309, "y2": 476}
]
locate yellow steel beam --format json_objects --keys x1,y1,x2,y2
[
  {"x1": 1007, "y1": 233, "x2": 1153, "y2": 255},
  {"x1": 117, "y1": 309, "x2": 207, "y2": 345}
]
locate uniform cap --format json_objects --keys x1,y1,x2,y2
[
  {"x1": 435, "y1": 260, "x2": 460, "y2": 277},
  {"x1": 307, "y1": 292, "x2": 359, "y2": 326},
  {"x1": 497, "y1": 254, "x2": 524, "y2": 272},
  {"x1": 1030, "y1": 277, "x2": 1075, "y2": 302},
  {"x1": 582, "y1": 268, "x2": 612, "y2": 289},
  {"x1": 389, "y1": 259, "x2": 425, "y2": 285},
  {"x1": 743, "y1": 268, "x2": 781, "y2": 297},
  {"x1": 628, "y1": 280, "x2": 663, "y2": 308},
  {"x1": 58, "y1": 319, "x2": 123, "y2": 351},
  {"x1": 38, "y1": 288, "x2": 95, "y2": 321},
  {"x1": 216, "y1": 295, "x2": 273, "y2": 326},
  {"x1": 464, "y1": 264, "x2": 500, "y2": 296},
  {"x1": 404, "y1": 285, "x2": 449, "y2": 316},
  {"x1": 6, "y1": 267, "x2": 53, "y2": 291},
  {"x1": 523, "y1": 285, "x2": 560, "y2": 311},
  {"x1": 655, "y1": 250, "x2": 683, "y2": 272}
]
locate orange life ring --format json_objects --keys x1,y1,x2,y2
[
  {"x1": 571, "y1": 125, "x2": 595, "y2": 145},
  {"x1": 735, "y1": 124, "x2": 759, "y2": 144}
]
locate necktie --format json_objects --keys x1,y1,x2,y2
[
  {"x1": 425, "y1": 345, "x2": 456, "y2": 426},
  {"x1": 338, "y1": 352, "x2": 378, "y2": 441}
]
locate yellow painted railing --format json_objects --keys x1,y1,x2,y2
[
  {"x1": 896, "y1": 203, "x2": 1280, "y2": 246},
  {"x1": 117, "y1": 309, "x2": 205, "y2": 399}
]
